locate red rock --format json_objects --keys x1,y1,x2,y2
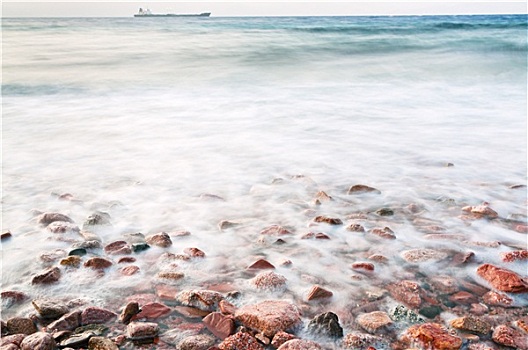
[
  {"x1": 146, "y1": 232, "x2": 173, "y2": 248},
  {"x1": 6, "y1": 317, "x2": 37, "y2": 335},
  {"x1": 119, "y1": 302, "x2": 140, "y2": 324},
  {"x1": 450, "y1": 316, "x2": 491, "y2": 335},
  {"x1": 260, "y1": 225, "x2": 292, "y2": 235},
  {"x1": 219, "y1": 300, "x2": 237, "y2": 315},
  {"x1": 155, "y1": 285, "x2": 178, "y2": 301},
  {"x1": 347, "y1": 185, "x2": 381, "y2": 194},
  {"x1": 277, "y1": 339, "x2": 322, "y2": 349},
  {"x1": 342, "y1": 332, "x2": 384, "y2": 349},
  {"x1": 158, "y1": 271, "x2": 185, "y2": 280},
  {"x1": 430, "y1": 276, "x2": 458, "y2": 294},
  {"x1": 120, "y1": 265, "x2": 140, "y2": 276},
  {"x1": 247, "y1": 259, "x2": 275, "y2": 269},
  {"x1": 469, "y1": 303, "x2": 488, "y2": 316},
  {"x1": 482, "y1": 291, "x2": 513, "y2": 307},
  {"x1": 176, "y1": 290, "x2": 224, "y2": 311},
  {"x1": 0, "y1": 334, "x2": 25, "y2": 347},
  {"x1": 449, "y1": 291, "x2": 478, "y2": 305},
  {"x1": 47, "y1": 310, "x2": 81, "y2": 331},
  {"x1": 32, "y1": 299, "x2": 69, "y2": 319},
  {"x1": 178, "y1": 334, "x2": 216, "y2": 350},
  {"x1": 388, "y1": 280, "x2": 422, "y2": 309},
  {"x1": 313, "y1": 216, "x2": 342, "y2": 225},
  {"x1": 32, "y1": 267, "x2": 61, "y2": 284},
  {"x1": 476, "y1": 264, "x2": 528, "y2": 293},
  {"x1": 37, "y1": 213, "x2": 74, "y2": 226},
  {"x1": 301, "y1": 232, "x2": 331, "y2": 240},
  {"x1": 183, "y1": 247, "x2": 206, "y2": 258},
  {"x1": 132, "y1": 302, "x2": 172, "y2": 321},
  {"x1": 369, "y1": 227, "x2": 396, "y2": 239},
  {"x1": 306, "y1": 285, "x2": 333, "y2": 301},
  {"x1": 452, "y1": 251, "x2": 475, "y2": 265},
  {"x1": 271, "y1": 331, "x2": 297, "y2": 348},
  {"x1": 464, "y1": 205, "x2": 499, "y2": 219},
  {"x1": 235, "y1": 300, "x2": 302, "y2": 337},
  {"x1": 356, "y1": 311, "x2": 392, "y2": 334},
  {"x1": 501, "y1": 250, "x2": 528, "y2": 262},
  {"x1": 403, "y1": 323, "x2": 462, "y2": 350},
  {"x1": 352, "y1": 262, "x2": 375, "y2": 272},
  {"x1": 173, "y1": 306, "x2": 210, "y2": 318},
  {"x1": 400, "y1": 249, "x2": 448, "y2": 263},
  {"x1": 251, "y1": 271, "x2": 287, "y2": 290},
  {"x1": 346, "y1": 223, "x2": 365, "y2": 232},
  {"x1": 218, "y1": 332, "x2": 264, "y2": 350},
  {"x1": 126, "y1": 321, "x2": 159, "y2": 340},
  {"x1": 84, "y1": 257, "x2": 113, "y2": 270},
  {"x1": 20, "y1": 332, "x2": 56, "y2": 350},
  {"x1": 2, "y1": 344, "x2": 19, "y2": 350},
  {"x1": 514, "y1": 224, "x2": 528, "y2": 233},
  {"x1": 104, "y1": 241, "x2": 132, "y2": 255},
  {"x1": 118, "y1": 256, "x2": 136, "y2": 264},
  {"x1": 492, "y1": 325, "x2": 528, "y2": 350},
  {"x1": 368, "y1": 254, "x2": 388, "y2": 263},
  {"x1": 81, "y1": 306, "x2": 117, "y2": 325},
  {"x1": 203, "y1": 312, "x2": 235, "y2": 340},
  {"x1": 1, "y1": 291, "x2": 28, "y2": 305}
]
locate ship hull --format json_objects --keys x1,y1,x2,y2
[{"x1": 134, "y1": 13, "x2": 211, "y2": 17}]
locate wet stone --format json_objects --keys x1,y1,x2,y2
[
  {"x1": 0, "y1": 334, "x2": 26, "y2": 347},
  {"x1": 81, "y1": 307, "x2": 117, "y2": 325},
  {"x1": 84, "y1": 257, "x2": 113, "y2": 270},
  {"x1": 32, "y1": 299, "x2": 69, "y2": 319},
  {"x1": 352, "y1": 262, "x2": 375, "y2": 273},
  {"x1": 388, "y1": 281, "x2": 422, "y2": 309},
  {"x1": 126, "y1": 321, "x2": 159, "y2": 340},
  {"x1": 60, "y1": 255, "x2": 82, "y2": 267},
  {"x1": 119, "y1": 302, "x2": 140, "y2": 324},
  {"x1": 259, "y1": 225, "x2": 292, "y2": 235},
  {"x1": 20, "y1": 332, "x2": 56, "y2": 350},
  {"x1": 59, "y1": 331, "x2": 96, "y2": 348},
  {"x1": 145, "y1": 232, "x2": 173, "y2": 248},
  {"x1": 83, "y1": 212, "x2": 111, "y2": 227},
  {"x1": 342, "y1": 332, "x2": 385, "y2": 349},
  {"x1": 218, "y1": 332, "x2": 264, "y2": 350},
  {"x1": 476, "y1": 263, "x2": 528, "y2": 293},
  {"x1": 418, "y1": 306, "x2": 442, "y2": 319},
  {"x1": 203, "y1": 311, "x2": 235, "y2": 340},
  {"x1": 403, "y1": 323, "x2": 463, "y2": 350},
  {"x1": 71, "y1": 240, "x2": 103, "y2": 250},
  {"x1": 38, "y1": 213, "x2": 74, "y2": 226},
  {"x1": 252, "y1": 271, "x2": 287, "y2": 291},
  {"x1": 306, "y1": 285, "x2": 333, "y2": 301},
  {"x1": 346, "y1": 223, "x2": 365, "y2": 232},
  {"x1": 492, "y1": 325, "x2": 528, "y2": 350},
  {"x1": 1, "y1": 230, "x2": 13, "y2": 240},
  {"x1": 120, "y1": 265, "x2": 140, "y2": 276},
  {"x1": 356, "y1": 311, "x2": 392, "y2": 334},
  {"x1": 104, "y1": 241, "x2": 132, "y2": 255},
  {"x1": 32, "y1": 267, "x2": 61, "y2": 285},
  {"x1": 178, "y1": 334, "x2": 216, "y2": 350},
  {"x1": 132, "y1": 243, "x2": 150, "y2": 253},
  {"x1": 450, "y1": 316, "x2": 491, "y2": 335},
  {"x1": 277, "y1": 339, "x2": 322, "y2": 350},
  {"x1": 1, "y1": 291, "x2": 28, "y2": 306},
  {"x1": 118, "y1": 256, "x2": 136, "y2": 264},
  {"x1": 501, "y1": 250, "x2": 528, "y2": 263},
  {"x1": 347, "y1": 184, "x2": 381, "y2": 194},
  {"x1": 176, "y1": 290, "x2": 224, "y2": 312},
  {"x1": 47, "y1": 221, "x2": 80, "y2": 234},
  {"x1": 158, "y1": 271, "x2": 185, "y2": 281},
  {"x1": 6, "y1": 317, "x2": 37, "y2": 335},
  {"x1": 68, "y1": 247, "x2": 87, "y2": 256},
  {"x1": 376, "y1": 207, "x2": 394, "y2": 216},
  {"x1": 369, "y1": 227, "x2": 396, "y2": 239},
  {"x1": 47, "y1": 310, "x2": 81, "y2": 331},
  {"x1": 313, "y1": 216, "x2": 343, "y2": 225},
  {"x1": 307, "y1": 312, "x2": 343, "y2": 338},
  {"x1": 247, "y1": 259, "x2": 275, "y2": 270},
  {"x1": 401, "y1": 248, "x2": 448, "y2": 263},
  {"x1": 390, "y1": 304, "x2": 425, "y2": 324},
  {"x1": 132, "y1": 302, "x2": 171, "y2": 321},
  {"x1": 88, "y1": 336, "x2": 119, "y2": 350},
  {"x1": 449, "y1": 291, "x2": 478, "y2": 305},
  {"x1": 235, "y1": 300, "x2": 302, "y2": 337},
  {"x1": 183, "y1": 247, "x2": 206, "y2": 258}
]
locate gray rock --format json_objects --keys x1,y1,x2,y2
[
  {"x1": 32, "y1": 299, "x2": 69, "y2": 319},
  {"x1": 307, "y1": 312, "x2": 343, "y2": 338}
]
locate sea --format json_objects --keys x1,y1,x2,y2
[{"x1": 1, "y1": 14, "x2": 527, "y2": 342}]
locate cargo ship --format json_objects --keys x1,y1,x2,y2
[{"x1": 134, "y1": 8, "x2": 211, "y2": 17}]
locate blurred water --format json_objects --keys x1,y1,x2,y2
[{"x1": 1, "y1": 15, "x2": 527, "y2": 316}]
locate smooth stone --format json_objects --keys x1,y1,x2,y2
[
  {"x1": 176, "y1": 290, "x2": 223, "y2": 311},
  {"x1": 145, "y1": 232, "x2": 173, "y2": 248},
  {"x1": 132, "y1": 243, "x2": 150, "y2": 253},
  {"x1": 259, "y1": 225, "x2": 292, "y2": 235},
  {"x1": 59, "y1": 331, "x2": 95, "y2": 348},
  {"x1": 247, "y1": 259, "x2": 275, "y2": 270},
  {"x1": 84, "y1": 257, "x2": 113, "y2": 270},
  {"x1": 119, "y1": 302, "x2": 140, "y2": 324},
  {"x1": 60, "y1": 255, "x2": 82, "y2": 267},
  {"x1": 32, "y1": 267, "x2": 61, "y2": 285},
  {"x1": 47, "y1": 310, "x2": 82, "y2": 331},
  {"x1": 131, "y1": 302, "x2": 171, "y2": 321},
  {"x1": 347, "y1": 184, "x2": 381, "y2": 194},
  {"x1": 313, "y1": 216, "x2": 343, "y2": 225},
  {"x1": 104, "y1": 241, "x2": 132, "y2": 255},
  {"x1": 202, "y1": 312, "x2": 235, "y2": 340},
  {"x1": 419, "y1": 306, "x2": 442, "y2": 319},
  {"x1": 183, "y1": 247, "x2": 206, "y2": 258},
  {"x1": 376, "y1": 208, "x2": 394, "y2": 216},
  {"x1": 387, "y1": 281, "x2": 422, "y2": 309},
  {"x1": 306, "y1": 285, "x2": 333, "y2": 301}
]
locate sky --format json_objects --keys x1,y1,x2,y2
[{"x1": 1, "y1": 1, "x2": 527, "y2": 17}]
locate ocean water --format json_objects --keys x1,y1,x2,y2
[{"x1": 2, "y1": 14, "x2": 527, "y2": 337}]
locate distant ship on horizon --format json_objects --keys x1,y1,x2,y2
[{"x1": 134, "y1": 8, "x2": 211, "y2": 17}]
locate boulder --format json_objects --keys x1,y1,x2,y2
[
  {"x1": 20, "y1": 332, "x2": 56, "y2": 350},
  {"x1": 235, "y1": 300, "x2": 302, "y2": 337},
  {"x1": 476, "y1": 264, "x2": 528, "y2": 293},
  {"x1": 307, "y1": 312, "x2": 343, "y2": 338}
]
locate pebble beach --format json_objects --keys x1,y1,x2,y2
[{"x1": 2, "y1": 14, "x2": 527, "y2": 350}]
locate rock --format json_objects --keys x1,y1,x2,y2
[
  {"x1": 347, "y1": 185, "x2": 380, "y2": 195},
  {"x1": 452, "y1": 251, "x2": 475, "y2": 265},
  {"x1": 368, "y1": 254, "x2": 388, "y2": 263},
  {"x1": 173, "y1": 306, "x2": 210, "y2": 318},
  {"x1": 277, "y1": 339, "x2": 322, "y2": 350},
  {"x1": 476, "y1": 264, "x2": 528, "y2": 293},
  {"x1": 32, "y1": 299, "x2": 69, "y2": 319},
  {"x1": 83, "y1": 212, "x2": 111, "y2": 227},
  {"x1": 59, "y1": 331, "x2": 96, "y2": 348},
  {"x1": 0, "y1": 334, "x2": 26, "y2": 347},
  {"x1": 430, "y1": 275, "x2": 458, "y2": 294},
  {"x1": 1, "y1": 230, "x2": 12, "y2": 240},
  {"x1": 120, "y1": 265, "x2": 140, "y2": 276},
  {"x1": 218, "y1": 220, "x2": 241, "y2": 230},
  {"x1": 219, "y1": 300, "x2": 237, "y2": 315},
  {"x1": 2, "y1": 344, "x2": 19, "y2": 350},
  {"x1": 20, "y1": 332, "x2": 56, "y2": 350},
  {"x1": 389, "y1": 304, "x2": 424, "y2": 324},
  {"x1": 118, "y1": 256, "x2": 136, "y2": 264},
  {"x1": 84, "y1": 257, "x2": 113, "y2": 270},
  {"x1": 178, "y1": 334, "x2": 216, "y2": 350},
  {"x1": 126, "y1": 321, "x2": 159, "y2": 340},
  {"x1": 306, "y1": 285, "x2": 333, "y2": 301},
  {"x1": 301, "y1": 232, "x2": 330, "y2": 240},
  {"x1": 39, "y1": 249, "x2": 67, "y2": 263},
  {"x1": 259, "y1": 225, "x2": 292, "y2": 235},
  {"x1": 145, "y1": 232, "x2": 172, "y2": 248},
  {"x1": 203, "y1": 312, "x2": 235, "y2": 339},
  {"x1": 400, "y1": 249, "x2": 448, "y2": 263},
  {"x1": 314, "y1": 191, "x2": 332, "y2": 202},
  {"x1": 402, "y1": 323, "x2": 462, "y2": 350},
  {"x1": 271, "y1": 331, "x2": 296, "y2": 348},
  {"x1": 369, "y1": 227, "x2": 396, "y2": 239},
  {"x1": 158, "y1": 271, "x2": 185, "y2": 281},
  {"x1": 176, "y1": 290, "x2": 224, "y2": 311},
  {"x1": 501, "y1": 250, "x2": 528, "y2": 262},
  {"x1": 492, "y1": 325, "x2": 528, "y2": 350},
  {"x1": 120, "y1": 302, "x2": 140, "y2": 324},
  {"x1": 132, "y1": 243, "x2": 150, "y2": 252},
  {"x1": 351, "y1": 262, "x2": 375, "y2": 273},
  {"x1": 419, "y1": 306, "x2": 442, "y2": 319},
  {"x1": 307, "y1": 312, "x2": 343, "y2": 338},
  {"x1": 81, "y1": 307, "x2": 117, "y2": 325},
  {"x1": 6, "y1": 317, "x2": 37, "y2": 335},
  {"x1": 104, "y1": 241, "x2": 132, "y2": 255},
  {"x1": 313, "y1": 216, "x2": 342, "y2": 225},
  {"x1": 72, "y1": 240, "x2": 103, "y2": 250},
  {"x1": 387, "y1": 281, "x2": 422, "y2": 309},
  {"x1": 376, "y1": 208, "x2": 394, "y2": 216},
  {"x1": 183, "y1": 247, "x2": 206, "y2": 258},
  {"x1": 200, "y1": 193, "x2": 226, "y2": 201},
  {"x1": 1, "y1": 291, "x2": 28, "y2": 306},
  {"x1": 47, "y1": 310, "x2": 81, "y2": 331},
  {"x1": 47, "y1": 221, "x2": 80, "y2": 234},
  {"x1": 218, "y1": 332, "x2": 264, "y2": 350},
  {"x1": 346, "y1": 223, "x2": 365, "y2": 232},
  {"x1": 251, "y1": 271, "x2": 287, "y2": 290},
  {"x1": 449, "y1": 291, "x2": 478, "y2": 305},
  {"x1": 450, "y1": 316, "x2": 491, "y2": 335},
  {"x1": 32, "y1": 267, "x2": 61, "y2": 284},
  {"x1": 515, "y1": 317, "x2": 528, "y2": 333},
  {"x1": 37, "y1": 213, "x2": 74, "y2": 226},
  {"x1": 462, "y1": 205, "x2": 499, "y2": 219},
  {"x1": 342, "y1": 332, "x2": 385, "y2": 349},
  {"x1": 356, "y1": 311, "x2": 392, "y2": 334},
  {"x1": 132, "y1": 302, "x2": 171, "y2": 321},
  {"x1": 88, "y1": 336, "x2": 119, "y2": 350},
  {"x1": 247, "y1": 259, "x2": 275, "y2": 269},
  {"x1": 235, "y1": 300, "x2": 302, "y2": 337}
]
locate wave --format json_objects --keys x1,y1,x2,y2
[{"x1": 2, "y1": 84, "x2": 86, "y2": 96}]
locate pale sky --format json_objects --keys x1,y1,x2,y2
[{"x1": 1, "y1": 1, "x2": 527, "y2": 17}]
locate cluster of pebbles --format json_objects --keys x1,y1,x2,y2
[{"x1": 1, "y1": 176, "x2": 527, "y2": 350}]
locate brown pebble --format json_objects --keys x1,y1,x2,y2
[
  {"x1": 306, "y1": 285, "x2": 333, "y2": 301},
  {"x1": 247, "y1": 259, "x2": 275, "y2": 270},
  {"x1": 183, "y1": 247, "x2": 206, "y2": 258}
]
